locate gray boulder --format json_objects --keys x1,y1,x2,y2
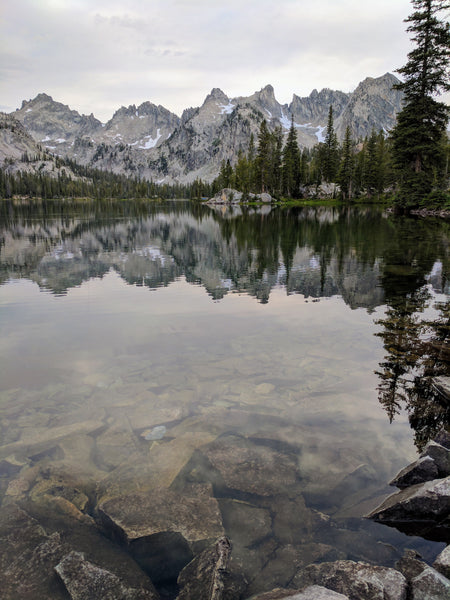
[
  {"x1": 55, "y1": 551, "x2": 157, "y2": 599},
  {"x1": 366, "y1": 476, "x2": 450, "y2": 541},
  {"x1": 421, "y1": 441, "x2": 450, "y2": 477},
  {"x1": 434, "y1": 429, "x2": 450, "y2": 450},
  {"x1": 389, "y1": 456, "x2": 439, "y2": 489},
  {"x1": 291, "y1": 560, "x2": 407, "y2": 600},
  {"x1": 410, "y1": 565, "x2": 450, "y2": 599},
  {"x1": 246, "y1": 586, "x2": 349, "y2": 599},
  {"x1": 97, "y1": 485, "x2": 224, "y2": 583},
  {"x1": 206, "y1": 189, "x2": 272, "y2": 205},
  {"x1": 433, "y1": 545, "x2": 450, "y2": 579},
  {"x1": 395, "y1": 549, "x2": 427, "y2": 581}
]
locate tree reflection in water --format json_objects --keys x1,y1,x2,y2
[{"x1": 375, "y1": 287, "x2": 449, "y2": 451}]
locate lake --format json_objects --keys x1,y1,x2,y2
[{"x1": 0, "y1": 199, "x2": 449, "y2": 598}]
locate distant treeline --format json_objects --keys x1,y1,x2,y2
[
  {"x1": 213, "y1": 109, "x2": 450, "y2": 207},
  {"x1": 1, "y1": 109, "x2": 448, "y2": 206},
  {"x1": 0, "y1": 156, "x2": 215, "y2": 201}
]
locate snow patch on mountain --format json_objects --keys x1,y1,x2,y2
[
  {"x1": 138, "y1": 129, "x2": 162, "y2": 149},
  {"x1": 219, "y1": 102, "x2": 235, "y2": 115},
  {"x1": 315, "y1": 125, "x2": 326, "y2": 143}
]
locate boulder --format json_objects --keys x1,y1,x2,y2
[
  {"x1": 366, "y1": 476, "x2": 450, "y2": 541},
  {"x1": 410, "y1": 565, "x2": 450, "y2": 599},
  {"x1": 434, "y1": 429, "x2": 450, "y2": 450},
  {"x1": 433, "y1": 545, "x2": 450, "y2": 579},
  {"x1": 421, "y1": 441, "x2": 450, "y2": 477},
  {"x1": 246, "y1": 586, "x2": 350, "y2": 599},
  {"x1": 55, "y1": 551, "x2": 158, "y2": 599},
  {"x1": 395, "y1": 549, "x2": 427, "y2": 581},
  {"x1": 218, "y1": 499, "x2": 272, "y2": 548},
  {"x1": 206, "y1": 189, "x2": 272, "y2": 205},
  {"x1": 186, "y1": 435, "x2": 301, "y2": 498},
  {"x1": 389, "y1": 456, "x2": 439, "y2": 489},
  {"x1": 291, "y1": 560, "x2": 407, "y2": 600},
  {"x1": 207, "y1": 189, "x2": 243, "y2": 204},
  {"x1": 97, "y1": 484, "x2": 224, "y2": 583},
  {"x1": 176, "y1": 536, "x2": 246, "y2": 600}
]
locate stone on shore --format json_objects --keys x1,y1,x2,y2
[
  {"x1": 389, "y1": 456, "x2": 439, "y2": 489},
  {"x1": 366, "y1": 476, "x2": 450, "y2": 541},
  {"x1": 410, "y1": 565, "x2": 450, "y2": 599},
  {"x1": 433, "y1": 545, "x2": 450, "y2": 579},
  {"x1": 55, "y1": 550, "x2": 158, "y2": 600},
  {"x1": 206, "y1": 188, "x2": 272, "y2": 205},
  {"x1": 421, "y1": 441, "x2": 450, "y2": 477},
  {"x1": 291, "y1": 560, "x2": 407, "y2": 600},
  {"x1": 395, "y1": 549, "x2": 427, "y2": 581},
  {"x1": 246, "y1": 586, "x2": 350, "y2": 599}
]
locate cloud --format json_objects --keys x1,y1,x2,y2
[{"x1": 1, "y1": 0, "x2": 417, "y2": 120}]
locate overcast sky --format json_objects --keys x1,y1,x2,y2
[{"x1": 1, "y1": 0, "x2": 420, "y2": 121}]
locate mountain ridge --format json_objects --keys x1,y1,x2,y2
[{"x1": 4, "y1": 73, "x2": 404, "y2": 183}]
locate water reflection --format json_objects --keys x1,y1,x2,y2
[{"x1": 2, "y1": 200, "x2": 448, "y2": 307}]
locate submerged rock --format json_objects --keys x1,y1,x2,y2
[
  {"x1": 186, "y1": 435, "x2": 301, "y2": 498},
  {"x1": 55, "y1": 550, "x2": 158, "y2": 600},
  {"x1": 291, "y1": 560, "x2": 407, "y2": 600},
  {"x1": 141, "y1": 425, "x2": 167, "y2": 441},
  {"x1": 97, "y1": 484, "x2": 224, "y2": 583},
  {"x1": 177, "y1": 536, "x2": 246, "y2": 600}
]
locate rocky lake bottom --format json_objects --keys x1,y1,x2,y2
[{"x1": 0, "y1": 201, "x2": 449, "y2": 598}]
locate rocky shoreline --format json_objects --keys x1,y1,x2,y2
[{"x1": 1, "y1": 427, "x2": 449, "y2": 599}]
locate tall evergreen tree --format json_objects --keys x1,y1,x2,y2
[
  {"x1": 255, "y1": 120, "x2": 272, "y2": 193},
  {"x1": 391, "y1": 0, "x2": 450, "y2": 207},
  {"x1": 322, "y1": 106, "x2": 340, "y2": 182},
  {"x1": 338, "y1": 126, "x2": 355, "y2": 200},
  {"x1": 282, "y1": 117, "x2": 301, "y2": 197}
]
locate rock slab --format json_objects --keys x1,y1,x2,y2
[
  {"x1": 291, "y1": 560, "x2": 407, "y2": 600},
  {"x1": 55, "y1": 551, "x2": 157, "y2": 599},
  {"x1": 97, "y1": 485, "x2": 224, "y2": 582}
]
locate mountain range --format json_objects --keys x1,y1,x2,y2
[{"x1": 1, "y1": 73, "x2": 403, "y2": 184}]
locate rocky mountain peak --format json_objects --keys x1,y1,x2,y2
[
  {"x1": 6, "y1": 72, "x2": 405, "y2": 184},
  {"x1": 205, "y1": 88, "x2": 229, "y2": 103}
]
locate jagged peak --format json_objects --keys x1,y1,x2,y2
[
  {"x1": 203, "y1": 88, "x2": 229, "y2": 104},
  {"x1": 355, "y1": 72, "x2": 401, "y2": 91},
  {"x1": 259, "y1": 84, "x2": 275, "y2": 97},
  {"x1": 21, "y1": 93, "x2": 54, "y2": 108}
]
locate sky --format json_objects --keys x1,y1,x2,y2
[{"x1": 0, "y1": 0, "x2": 427, "y2": 122}]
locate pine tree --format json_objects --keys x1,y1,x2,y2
[
  {"x1": 322, "y1": 106, "x2": 339, "y2": 182},
  {"x1": 364, "y1": 130, "x2": 380, "y2": 198},
  {"x1": 255, "y1": 120, "x2": 272, "y2": 193},
  {"x1": 282, "y1": 117, "x2": 301, "y2": 197},
  {"x1": 338, "y1": 126, "x2": 355, "y2": 200},
  {"x1": 391, "y1": 0, "x2": 450, "y2": 207}
]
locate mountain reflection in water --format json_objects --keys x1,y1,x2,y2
[{"x1": 0, "y1": 199, "x2": 449, "y2": 598}]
